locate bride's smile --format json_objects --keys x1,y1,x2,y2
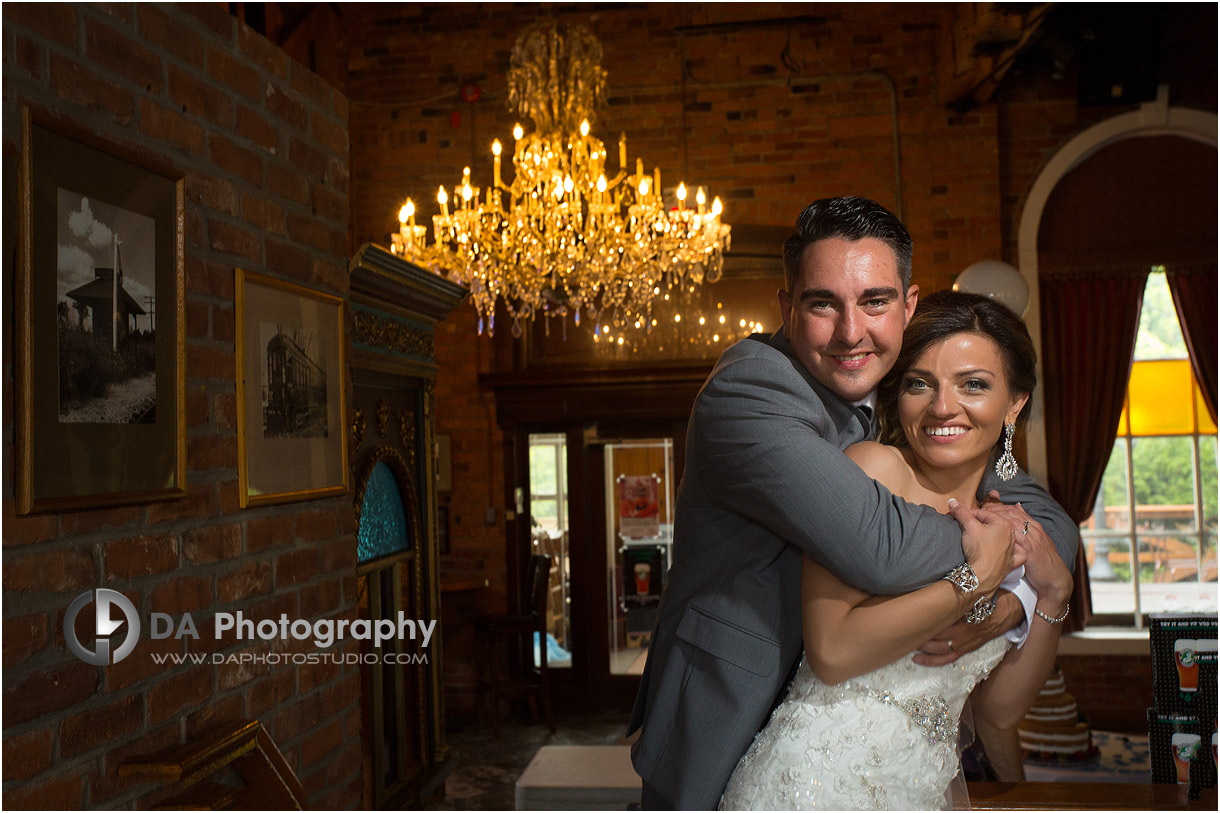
[{"x1": 898, "y1": 332, "x2": 1028, "y2": 475}]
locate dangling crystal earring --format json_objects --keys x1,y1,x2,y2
[{"x1": 996, "y1": 422, "x2": 1019, "y2": 481}]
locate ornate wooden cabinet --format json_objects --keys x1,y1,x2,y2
[{"x1": 347, "y1": 244, "x2": 465, "y2": 808}]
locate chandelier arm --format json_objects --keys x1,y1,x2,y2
[{"x1": 603, "y1": 170, "x2": 630, "y2": 190}]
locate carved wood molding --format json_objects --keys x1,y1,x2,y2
[
  {"x1": 351, "y1": 307, "x2": 435, "y2": 361},
  {"x1": 348, "y1": 242, "x2": 468, "y2": 323}
]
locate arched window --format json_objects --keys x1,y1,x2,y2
[{"x1": 1081, "y1": 270, "x2": 1217, "y2": 621}]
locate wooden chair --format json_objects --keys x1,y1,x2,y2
[{"x1": 475, "y1": 554, "x2": 557, "y2": 737}]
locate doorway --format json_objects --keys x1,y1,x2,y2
[
  {"x1": 604, "y1": 439, "x2": 675, "y2": 676},
  {"x1": 528, "y1": 433, "x2": 573, "y2": 669},
  {"x1": 489, "y1": 371, "x2": 703, "y2": 710},
  {"x1": 503, "y1": 418, "x2": 688, "y2": 710}
]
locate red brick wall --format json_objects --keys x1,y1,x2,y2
[
  {"x1": 431, "y1": 305, "x2": 509, "y2": 707},
  {"x1": 2, "y1": 5, "x2": 357, "y2": 809},
  {"x1": 996, "y1": 4, "x2": 1218, "y2": 263},
  {"x1": 1059, "y1": 654, "x2": 1154, "y2": 734}
]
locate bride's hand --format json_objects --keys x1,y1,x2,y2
[
  {"x1": 1015, "y1": 518, "x2": 1073, "y2": 614},
  {"x1": 949, "y1": 498, "x2": 1021, "y2": 596},
  {"x1": 979, "y1": 500, "x2": 1072, "y2": 610}
]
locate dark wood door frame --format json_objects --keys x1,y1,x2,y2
[{"x1": 483, "y1": 368, "x2": 705, "y2": 709}]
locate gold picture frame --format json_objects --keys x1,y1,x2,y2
[
  {"x1": 16, "y1": 106, "x2": 186, "y2": 514},
  {"x1": 236, "y1": 269, "x2": 348, "y2": 507}
]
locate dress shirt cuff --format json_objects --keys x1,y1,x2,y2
[{"x1": 1000, "y1": 566, "x2": 1036, "y2": 648}]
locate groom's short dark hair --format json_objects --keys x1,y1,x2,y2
[{"x1": 782, "y1": 196, "x2": 912, "y2": 293}]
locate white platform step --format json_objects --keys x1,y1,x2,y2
[{"x1": 515, "y1": 745, "x2": 640, "y2": 810}]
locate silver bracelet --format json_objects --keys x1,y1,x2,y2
[
  {"x1": 965, "y1": 594, "x2": 996, "y2": 625},
  {"x1": 1034, "y1": 602, "x2": 1070, "y2": 624}
]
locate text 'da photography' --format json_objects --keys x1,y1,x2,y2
[{"x1": 63, "y1": 588, "x2": 437, "y2": 669}]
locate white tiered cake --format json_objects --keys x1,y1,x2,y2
[{"x1": 1018, "y1": 669, "x2": 1097, "y2": 760}]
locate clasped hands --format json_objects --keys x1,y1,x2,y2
[{"x1": 915, "y1": 492, "x2": 1044, "y2": 666}]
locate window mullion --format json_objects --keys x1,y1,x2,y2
[
  {"x1": 555, "y1": 442, "x2": 566, "y2": 534},
  {"x1": 1191, "y1": 432, "x2": 1204, "y2": 577},
  {"x1": 1124, "y1": 432, "x2": 1141, "y2": 627}
]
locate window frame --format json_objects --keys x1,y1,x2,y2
[
  {"x1": 1080, "y1": 272, "x2": 1217, "y2": 627},
  {"x1": 528, "y1": 433, "x2": 568, "y2": 534}
]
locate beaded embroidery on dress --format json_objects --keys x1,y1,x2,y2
[{"x1": 720, "y1": 636, "x2": 1009, "y2": 810}]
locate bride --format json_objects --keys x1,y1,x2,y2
[{"x1": 720, "y1": 291, "x2": 1074, "y2": 810}]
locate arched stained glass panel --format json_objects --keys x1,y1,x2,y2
[{"x1": 357, "y1": 461, "x2": 411, "y2": 563}]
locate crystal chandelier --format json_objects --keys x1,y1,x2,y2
[
  {"x1": 391, "y1": 19, "x2": 731, "y2": 337},
  {"x1": 594, "y1": 294, "x2": 768, "y2": 359}
]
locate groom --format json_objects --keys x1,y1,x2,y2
[{"x1": 626, "y1": 196, "x2": 1078, "y2": 809}]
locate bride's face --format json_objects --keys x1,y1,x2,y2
[{"x1": 897, "y1": 331, "x2": 1028, "y2": 472}]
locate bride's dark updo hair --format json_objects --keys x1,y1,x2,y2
[{"x1": 876, "y1": 290, "x2": 1037, "y2": 449}]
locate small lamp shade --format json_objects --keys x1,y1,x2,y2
[{"x1": 953, "y1": 260, "x2": 1030, "y2": 317}]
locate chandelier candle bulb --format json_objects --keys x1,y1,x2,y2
[
  {"x1": 677, "y1": 183, "x2": 687, "y2": 210},
  {"x1": 619, "y1": 132, "x2": 627, "y2": 170},
  {"x1": 438, "y1": 186, "x2": 448, "y2": 217},
  {"x1": 492, "y1": 140, "x2": 502, "y2": 187}
]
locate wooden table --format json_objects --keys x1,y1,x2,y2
[{"x1": 968, "y1": 781, "x2": 1217, "y2": 810}]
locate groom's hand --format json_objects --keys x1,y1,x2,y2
[{"x1": 913, "y1": 591, "x2": 1023, "y2": 666}]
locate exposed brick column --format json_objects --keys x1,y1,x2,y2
[{"x1": 3, "y1": 4, "x2": 358, "y2": 809}]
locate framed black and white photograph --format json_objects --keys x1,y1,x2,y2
[
  {"x1": 236, "y1": 269, "x2": 348, "y2": 507},
  {"x1": 259, "y1": 322, "x2": 329, "y2": 439},
  {"x1": 16, "y1": 107, "x2": 186, "y2": 513},
  {"x1": 57, "y1": 190, "x2": 159, "y2": 423}
]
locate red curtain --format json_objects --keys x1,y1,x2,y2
[
  {"x1": 1039, "y1": 269, "x2": 1149, "y2": 632},
  {"x1": 1165, "y1": 263, "x2": 1217, "y2": 422}
]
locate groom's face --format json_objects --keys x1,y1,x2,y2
[{"x1": 779, "y1": 236, "x2": 918, "y2": 403}]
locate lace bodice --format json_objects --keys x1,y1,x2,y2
[{"x1": 720, "y1": 637, "x2": 1009, "y2": 810}]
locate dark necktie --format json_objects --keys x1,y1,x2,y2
[{"x1": 858, "y1": 405, "x2": 874, "y2": 438}]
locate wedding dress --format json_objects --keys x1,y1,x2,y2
[{"x1": 720, "y1": 636, "x2": 1009, "y2": 810}]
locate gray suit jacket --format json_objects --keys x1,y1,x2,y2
[{"x1": 627, "y1": 331, "x2": 1078, "y2": 810}]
